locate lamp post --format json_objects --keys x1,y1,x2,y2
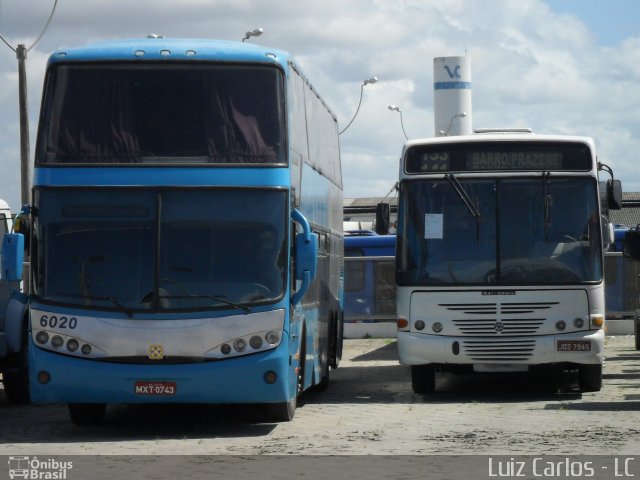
[
  {"x1": 439, "y1": 112, "x2": 467, "y2": 136},
  {"x1": 387, "y1": 105, "x2": 408, "y2": 140},
  {"x1": 242, "y1": 28, "x2": 263, "y2": 42},
  {"x1": 339, "y1": 76, "x2": 378, "y2": 135}
]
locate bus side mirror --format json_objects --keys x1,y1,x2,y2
[
  {"x1": 623, "y1": 228, "x2": 640, "y2": 260},
  {"x1": 607, "y1": 179, "x2": 622, "y2": 210},
  {"x1": 291, "y1": 209, "x2": 318, "y2": 305},
  {"x1": 375, "y1": 202, "x2": 390, "y2": 235},
  {"x1": 601, "y1": 218, "x2": 614, "y2": 249},
  {"x1": 1, "y1": 233, "x2": 24, "y2": 282}
]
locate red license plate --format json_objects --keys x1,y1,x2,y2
[
  {"x1": 134, "y1": 381, "x2": 177, "y2": 396},
  {"x1": 557, "y1": 340, "x2": 591, "y2": 352}
]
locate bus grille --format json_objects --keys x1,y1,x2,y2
[
  {"x1": 444, "y1": 302, "x2": 557, "y2": 336},
  {"x1": 462, "y1": 339, "x2": 536, "y2": 362}
]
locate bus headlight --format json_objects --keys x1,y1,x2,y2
[
  {"x1": 432, "y1": 322, "x2": 443, "y2": 333},
  {"x1": 265, "y1": 331, "x2": 280, "y2": 345}
]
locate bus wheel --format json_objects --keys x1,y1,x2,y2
[
  {"x1": 411, "y1": 364, "x2": 436, "y2": 394},
  {"x1": 68, "y1": 403, "x2": 106, "y2": 425},
  {"x1": 313, "y1": 360, "x2": 330, "y2": 392},
  {"x1": 579, "y1": 364, "x2": 602, "y2": 392},
  {"x1": 634, "y1": 314, "x2": 640, "y2": 351},
  {"x1": 3, "y1": 320, "x2": 30, "y2": 405}
]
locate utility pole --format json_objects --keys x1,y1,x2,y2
[
  {"x1": 0, "y1": 0, "x2": 58, "y2": 208},
  {"x1": 16, "y1": 44, "x2": 30, "y2": 206}
]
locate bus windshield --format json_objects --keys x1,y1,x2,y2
[
  {"x1": 33, "y1": 188, "x2": 287, "y2": 312},
  {"x1": 397, "y1": 177, "x2": 602, "y2": 286},
  {"x1": 37, "y1": 63, "x2": 285, "y2": 165}
]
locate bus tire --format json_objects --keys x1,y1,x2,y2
[
  {"x1": 411, "y1": 364, "x2": 436, "y2": 394},
  {"x1": 579, "y1": 364, "x2": 602, "y2": 392},
  {"x1": 634, "y1": 314, "x2": 640, "y2": 350},
  {"x1": 3, "y1": 319, "x2": 30, "y2": 405},
  {"x1": 68, "y1": 403, "x2": 106, "y2": 425}
]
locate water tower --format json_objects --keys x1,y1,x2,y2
[{"x1": 433, "y1": 55, "x2": 472, "y2": 137}]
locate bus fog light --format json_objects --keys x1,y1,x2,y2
[
  {"x1": 556, "y1": 321, "x2": 566, "y2": 331},
  {"x1": 36, "y1": 331, "x2": 49, "y2": 345},
  {"x1": 81, "y1": 344, "x2": 92, "y2": 355},
  {"x1": 414, "y1": 320, "x2": 425, "y2": 331},
  {"x1": 66, "y1": 339, "x2": 79, "y2": 352},
  {"x1": 51, "y1": 335, "x2": 64, "y2": 348},
  {"x1": 37, "y1": 371, "x2": 51, "y2": 384},
  {"x1": 573, "y1": 318, "x2": 584, "y2": 328},
  {"x1": 264, "y1": 371, "x2": 277, "y2": 384},
  {"x1": 432, "y1": 322, "x2": 443, "y2": 333},
  {"x1": 265, "y1": 331, "x2": 280, "y2": 344},
  {"x1": 220, "y1": 344, "x2": 231, "y2": 355},
  {"x1": 234, "y1": 339, "x2": 247, "y2": 352},
  {"x1": 250, "y1": 336, "x2": 263, "y2": 349}
]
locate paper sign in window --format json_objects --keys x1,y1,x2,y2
[{"x1": 425, "y1": 214, "x2": 443, "y2": 239}]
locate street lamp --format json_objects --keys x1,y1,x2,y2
[
  {"x1": 439, "y1": 112, "x2": 467, "y2": 136},
  {"x1": 388, "y1": 105, "x2": 408, "y2": 140},
  {"x1": 339, "y1": 76, "x2": 378, "y2": 135},
  {"x1": 242, "y1": 27, "x2": 263, "y2": 42}
]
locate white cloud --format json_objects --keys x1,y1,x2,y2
[{"x1": 0, "y1": 0, "x2": 637, "y2": 209}]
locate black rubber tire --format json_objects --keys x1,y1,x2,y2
[
  {"x1": 411, "y1": 364, "x2": 436, "y2": 394},
  {"x1": 579, "y1": 364, "x2": 603, "y2": 392},
  {"x1": 3, "y1": 320, "x2": 30, "y2": 405},
  {"x1": 634, "y1": 315, "x2": 640, "y2": 351},
  {"x1": 68, "y1": 403, "x2": 106, "y2": 425}
]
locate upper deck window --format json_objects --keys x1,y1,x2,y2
[
  {"x1": 37, "y1": 63, "x2": 285, "y2": 165},
  {"x1": 405, "y1": 141, "x2": 592, "y2": 174}
]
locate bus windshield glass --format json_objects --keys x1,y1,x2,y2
[
  {"x1": 37, "y1": 63, "x2": 285, "y2": 165},
  {"x1": 397, "y1": 177, "x2": 602, "y2": 286},
  {"x1": 33, "y1": 188, "x2": 287, "y2": 312}
]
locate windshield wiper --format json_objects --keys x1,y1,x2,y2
[
  {"x1": 446, "y1": 174, "x2": 481, "y2": 219},
  {"x1": 155, "y1": 294, "x2": 251, "y2": 314},
  {"x1": 446, "y1": 173, "x2": 481, "y2": 240},
  {"x1": 56, "y1": 293, "x2": 133, "y2": 318}
]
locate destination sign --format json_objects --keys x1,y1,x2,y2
[
  {"x1": 467, "y1": 151, "x2": 562, "y2": 171},
  {"x1": 404, "y1": 141, "x2": 592, "y2": 174}
]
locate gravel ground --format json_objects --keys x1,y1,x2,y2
[{"x1": 1, "y1": 335, "x2": 639, "y2": 456}]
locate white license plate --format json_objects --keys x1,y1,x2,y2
[
  {"x1": 134, "y1": 381, "x2": 177, "y2": 396},
  {"x1": 557, "y1": 340, "x2": 591, "y2": 352}
]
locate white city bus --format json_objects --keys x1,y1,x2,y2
[{"x1": 395, "y1": 132, "x2": 621, "y2": 393}]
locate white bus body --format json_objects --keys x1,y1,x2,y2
[{"x1": 395, "y1": 133, "x2": 612, "y2": 393}]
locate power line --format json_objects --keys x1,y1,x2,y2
[{"x1": 0, "y1": 0, "x2": 58, "y2": 52}]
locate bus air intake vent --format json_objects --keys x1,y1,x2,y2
[
  {"x1": 442, "y1": 302, "x2": 557, "y2": 336},
  {"x1": 462, "y1": 339, "x2": 536, "y2": 362}
]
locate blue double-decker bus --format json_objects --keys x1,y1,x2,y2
[{"x1": 8, "y1": 37, "x2": 344, "y2": 423}]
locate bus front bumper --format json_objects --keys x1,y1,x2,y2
[
  {"x1": 29, "y1": 339, "x2": 294, "y2": 405},
  {"x1": 397, "y1": 329, "x2": 604, "y2": 367}
]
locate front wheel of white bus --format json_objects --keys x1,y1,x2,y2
[
  {"x1": 411, "y1": 365, "x2": 436, "y2": 394},
  {"x1": 579, "y1": 364, "x2": 602, "y2": 392}
]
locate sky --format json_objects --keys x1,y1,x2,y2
[{"x1": 0, "y1": 0, "x2": 639, "y2": 211}]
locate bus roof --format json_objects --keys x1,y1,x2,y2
[{"x1": 47, "y1": 37, "x2": 291, "y2": 70}]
